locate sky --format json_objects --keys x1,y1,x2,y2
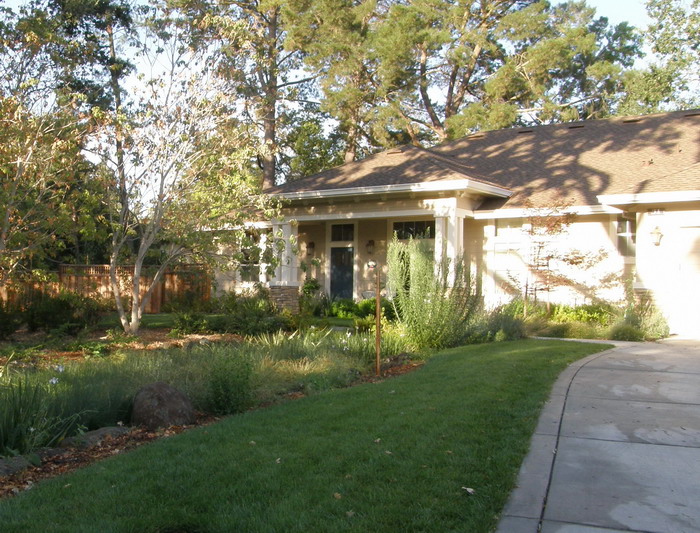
[{"x1": 581, "y1": 0, "x2": 651, "y2": 29}]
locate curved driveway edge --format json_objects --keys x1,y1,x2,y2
[{"x1": 496, "y1": 338, "x2": 700, "y2": 533}]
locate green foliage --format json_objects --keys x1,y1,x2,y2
[
  {"x1": 356, "y1": 297, "x2": 397, "y2": 321},
  {"x1": 170, "y1": 312, "x2": 210, "y2": 336},
  {"x1": 298, "y1": 278, "x2": 329, "y2": 317},
  {"x1": 300, "y1": 277, "x2": 321, "y2": 296},
  {"x1": 0, "y1": 340, "x2": 609, "y2": 532},
  {"x1": 207, "y1": 290, "x2": 288, "y2": 336},
  {"x1": 387, "y1": 238, "x2": 481, "y2": 350},
  {"x1": 464, "y1": 307, "x2": 526, "y2": 344},
  {"x1": 0, "y1": 301, "x2": 22, "y2": 340},
  {"x1": 0, "y1": 377, "x2": 80, "y2": 457},
  {"x1": 328, "y1": 298, "x2": 360, "y2": 319},
  {"x1": 608, "y1": 323, "x2": 645, "y2": 342},
  {"x1": 549, "y1": 303, "x2": 616, "y2": 326},
  {"x1": 622, "y1": 295, "x2": 670, "y2": 340},
  {"x1": 25, "y1": 292, "x2": 103, "y2": 334},
  {"x1": 205, "y1": 356, "x2": 253, "y2": 416},
  {"x1": 532, "y1": 321, "x2": 605, "y2": 340}
]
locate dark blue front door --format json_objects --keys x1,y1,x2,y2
[{"x1": 330, "y1": 247, "x2": 353, "y2": 299}]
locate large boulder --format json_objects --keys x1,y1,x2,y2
[{"x1": 131, "y1": 382, "x2": 196, "y2": 430}]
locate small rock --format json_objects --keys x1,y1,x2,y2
[
  {"x1": 131, "y1": 382, "x2": 196, "y2": 430},
  {"x1": 60, "y1": 426, "x2": 131, "y2": 449},
  {"x1": 0, "y1": 456, "x2": 32, "y2": 479}
]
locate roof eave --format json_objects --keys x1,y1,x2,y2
[
  {"x1": 597, "y1": 190, "x2": 700, "y2": 206},
  {"x1": 277, "y1": 179, "x2": 512, "y2": 201}
]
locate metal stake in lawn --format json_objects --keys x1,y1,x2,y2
[{"x1": 367, "y1": 260, "x2": 381, "y2": 376}]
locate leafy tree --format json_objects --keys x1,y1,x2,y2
[
  {"x1": 169, "y1": 0, "x2": 317, "y2": 188},
  {"x1": 0, "y1": 3, "x2": 95, "y2": 287},
  {"x1": 85, "y1": 8, "x2": 279, "y2": 333},
  {"x1": 633, "y1": 0, "x2": 700, "y2": 110},
  {"x1": 288, "y1": 0, "x2": 642, "y2": 155},
  {"x1": 285, "y1": 0, "x2": 387, "y2": 163},
  {"x1": 278, "y1": 108, "x2": 345, "y2": 181},
  {"x1": 0, "y1": 96, "x2": 85, "y2": 287}
]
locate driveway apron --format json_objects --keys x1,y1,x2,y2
[{"x1": 496, "y1": 339, "x2": 700, "y2": 533}]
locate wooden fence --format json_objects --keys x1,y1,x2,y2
[{"x1": 1, "y1": 264, "x2": 210, "y2": 314}]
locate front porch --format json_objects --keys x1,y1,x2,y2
[{"x1": 270, "y1": 197, "x2": 472, "y2": 303}]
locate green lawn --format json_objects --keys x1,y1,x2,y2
[{"x1": 0, "y1": 339, "x2": 610, "y2": 533}]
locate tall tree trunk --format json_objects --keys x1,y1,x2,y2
[
  {"x1": 261, "y1": 9, "x2": 278, "y2": 191},
  {"x1": 106, "y1": 22, "x2": 132, "y2": 333}
]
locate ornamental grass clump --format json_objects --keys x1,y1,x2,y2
[
  {"x1": 387, "y1": 237, "x2": 481, "y2": 351},
  {"x1": 0, "y1": 375, "x2": 81, "y2": 457}
]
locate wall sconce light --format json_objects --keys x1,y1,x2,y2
[
  {"x1": 650, "y1": 226, "x2": 663, "y2": 246},
  {"x1": 306, "y1": 241, "x2": 315, "y2": 256},
  {"x1": 366, "y1": 240, "x2": 375, "y2": 255}
]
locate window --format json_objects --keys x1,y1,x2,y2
[
  {"x1": 393, "y1": 220, "x2": 435, "y2": 240},
  {"x1": 238, "y1": 230, "x2": 270, "y2": 283},
  {"x1": 617, "y1": 214, "x2": 636, "y2": 257},
  {"x1": 495, "y1": 218, "x2": 523, "y2": 237},
  {"x1": 331, "y1": 223, "x2": 354, "y2": 242}
]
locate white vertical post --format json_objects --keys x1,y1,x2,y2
[
  {"x1": 272, "y1": 222, "x2": 283, "y2": 284},
  {"x1": 434, "y1": 216, "x2": 447, "y2": 266},
  {"x1": 445, "y1": 212, "x2": 464, "y2": 285},
  {"x1": 258, "y1": 231, "x2": 269, "y2": 284},
  {"x1": 285, "y1": 222, "x2": 299, "y2": 285}
]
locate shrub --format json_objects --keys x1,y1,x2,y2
[
  {"x1": 205, "y1": 355, "x2": 253, "y2": 415},
  {"x1": 549, "y1": 303, "x2": 615, "y2": 325},
  {"x1": 464, "y1": 308, "x2": 525, "y2": 344},
  {"x1": 329, "y1": 298, "x2": 360, "y2": 319},
  {"x1": 25, "y1": 292, "x2": 103, "y2": 334},
  {"x1": 299, "y1": 278, "x2": 329, "y2": 317},
  {"x1": 608, "y1": 322, "x2": 645, "y2": 341},
  {"x1": 0, "y1": 301, "x2": 22, "y2": 340},
  {"x1": 387, "y1": 237, "x2": 481, "y2": 350},
  {"x1": 208, "y1": 290, "x2": 288, "y2": 336},
  {"x1": 356, "y1": 297, "x2": 397, "y2": 321},
  {"x1": 624, "y1": 299, "x2": 669, "y2": 340},
  {"x1": 171, "y1": 312, "x2": 210, "y2": 335}
]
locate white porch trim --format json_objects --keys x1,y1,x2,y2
[
  {"x1": 271, "y1": 221, "x2": 299, "y2": 287},
  {"x1": 279, "y1": 179, "x2": 512, "y2": 201}
]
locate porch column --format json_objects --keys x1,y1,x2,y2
[
  {"x1": 446, "y1": 212, "x2": 464, "y2": 285},
  {"x1": 434, "y1": 216, "x2": 448, "y2": 268},
  {"x1": 273, "y1": 221, "x2": 299, "y2": 285},
  {"x1": 258, "y1": 231, "x2": 269, "y2": 284},
  {"x1": 269, "y1": 221, "x2": 300, "y2": 313}
]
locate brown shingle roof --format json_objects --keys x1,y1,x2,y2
[
  {"x1": 273, "y1": 109, "x2": 700, "y2": 209},
  {"x1": 269, "y1": 144, "x2": 506, "y2": 195},
  {"x1": 432, "y1": 109, "x2": 700, "y2": 208}
]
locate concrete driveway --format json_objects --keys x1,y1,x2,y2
[{"x1": 497, "y1": 338, "x2": 700, "y2": 533}]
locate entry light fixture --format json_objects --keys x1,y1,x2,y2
[
  {"x1": 366, "y1": 240, "x2": 375, "y2": 255},
  {"x1": 306, "y1": 241, "x2": 315, "y2": 256},
  {"x1": 650, "y1": 226, "x2": 663, "y2": 246}
]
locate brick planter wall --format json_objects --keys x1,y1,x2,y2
[{"x1": 270, "y1": 285, "x2": 300, "y2": 314}]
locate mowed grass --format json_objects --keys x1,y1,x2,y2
[{"x1": 0, "y1": 339, "x2": 610, "y2": 533}]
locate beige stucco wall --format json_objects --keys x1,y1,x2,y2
[
  {"x1": 298, "y1": 223, "x2": 326, "y2": 289},
  {"x1": 356, "y1": 220, "x2": 388, "y2": 298},
  {"x1": 479, "y1": 214, "x2": 625, "y2": 308},
  {"x1": 636, "y1": 205, "x2": 700, "y2": 335}
]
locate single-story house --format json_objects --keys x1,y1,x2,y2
[{"x1": 219, "y1": 109, "x2": 700, "y2": 336}]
